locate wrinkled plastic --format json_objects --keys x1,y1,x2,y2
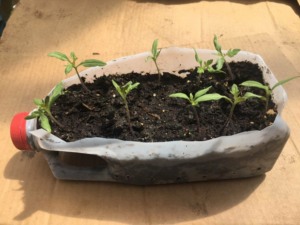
[{"x1": 24, "y1": 48, "x2": 291, "y2": 184}]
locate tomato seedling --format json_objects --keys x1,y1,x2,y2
[
  {"x1": 25, "y1": 82, "x2": 65, "y2": 132},
  {"x1": 48, "y1": 51, "x2": 106, "y2": 92},
  {"x1": 213, "y1": 34, "x2": 240, "y2": 80},
  {"x1": 170, "y1": 86, "x2": 227, "y2": 133},
  {"x1": 194, "y1": 49, "x2": 224, "y2": 79},
  {"x1": 240, "y1": 75, "x2": 300, "y2": 112},
  {"x1": 146, "y1": 39, "x2": 162, "y2": 82},
  {"x1": 112, "y1": 80, "x2": 140, "y2": 136}
]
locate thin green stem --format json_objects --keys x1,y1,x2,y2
[
  {"x1": 229, "y1": 103, "x2": 236, "y2": 121},
  {"x1": 220, "y1": 102, "x2": 235, "y2": 135},
  {"x1": 74, "y1": 67, "x2": 91, "y2": 92},
  {"x1": 265, "y1": 92, "x2": 270, "y2": 113},
  {"x1": 154, "y1": 60, "x2": 161, "y2": 83},
  {"x1": 224, "y1": 61, "x2": 235, "y2": 80},
  {"x1": 191, "y1": 106, "x2": 201, "y2": 134},
  {"x1": 124, "y1": 99, "x2": 134, "y2": 136},
  {"x1": 47, "y1": 111, "x2": 64, "y2": 128}
]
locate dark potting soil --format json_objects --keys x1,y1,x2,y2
[{"x1": 50, "y1": 61, "x2": 277, "y2": 142}]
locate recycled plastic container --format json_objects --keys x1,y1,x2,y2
[{"x1": 10, "y1": 48, "x2": 290, "y2": 185}]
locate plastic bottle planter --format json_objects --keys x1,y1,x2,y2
[{"x1": 11, "y1": 48, "x2": 290, "y2": 185}]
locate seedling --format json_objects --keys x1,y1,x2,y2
[
  {"x1": 225, "y1": 84, "x2": 265, "y2": 122},
  {"x1": 146, "y1": 39, "x2": 162, "y2": 82},
  {"x1": 240, "y1": 75, "x2": 300, "y2": 112},
  {"x1": 48, "y1": 51, "x2": 106, "y2": 92},
  {"x1": 112, "y1": 80, "x2": 140, "y2": 135},
  {"x1": 194, "y1": 49, "x2": 224, "y2": 78},
  {"x1": 213, "y1": 34, "x2": 240, "y2": 80},
  {"x1": 25, "y1": 82, "x2": 65, "y2": 132},
  {"x1": 169, "y1": 86, "x2": 227, "y2": 133}
]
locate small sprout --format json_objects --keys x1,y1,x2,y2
[
  {"x1": 146, "y1": 39, "x2": 162, "y2": 82},
  {"x1": 169, "y1": 86, "x2": 227, "y2": 133},
  {"x1": 225, "y1": 84, "x2": 265, "y2": 121},
  {"x1": 112, "y1": 80, "x2": 140, "y2": 135},
  {"x1": 213, "y1": 34, "x2": 240, "y2": 80},
  {"x1": 25, "y1": 82, "x2": 65, "y2": 132},
  {"x1": 48, "y1": 51, "x2": 106, "y2": 92},
  {"x1": 194, "y1": 49, "x2": 224, "y2": 79},
  {"x1": 240, "y1": 76, "x2": 300, "y2": 112}
]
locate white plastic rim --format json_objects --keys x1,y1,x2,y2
[{"x1": 30, "y1": 47, "x2": 289, "y2": 161}]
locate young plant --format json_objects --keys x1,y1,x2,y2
[
  {"x1": 48, "y1": 51, "x2": 106, "y2": 92},
  {"x1": 169, "y1": 86, "x2": 227, "y2": 133},
  {"x1": 112, "y1": 80, "x2": 140, "y2": 135},
  {"x1": 25, "y1": 82, "x2": 65, "y2": 132},
  {"x1": 240, "y1": 76, "x2": 300, "y2": 112},
  {"x1": 213, "y1": 34, "x2": 240, "y2": 80},
  {"x1": 225, "y1": 84, "x2": 265, "y2": 122},
  {"x1": 146, "y1": 39, "x2": 162, "y2": 82},
  {"x1": 194, "y1": 49, "x2": 224, "y2": 78}
]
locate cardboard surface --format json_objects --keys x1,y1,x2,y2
[{"x1": 0, "y1": 0, "x2": 299, "y2": 224}]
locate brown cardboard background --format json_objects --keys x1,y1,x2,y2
[{"x1": 1, "y1": 0, "x2": 300, "y2": 224}]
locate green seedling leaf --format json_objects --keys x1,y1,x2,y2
[
  {"x1": 169, "y1": 93, "x2": 190, "y2": 101},
  {"x1": 216, "y1": 58, "x2": 225, "y2": 70},
  {"x1": 146, "y1": 39, "x2": 162, "y2": 80},
  {"x1": 34, "y1": 98, "x2": 43, "y2": 106},
  {"x1": 240, "y1": 80, "x2": 268, "y2": 91},
  {"x1": 48, "y1": 52, "x2": 69, "y2": 62},
  {"x1": 227, "y1": 49, "x2": 240, "y2": 57},
  {"x1": 196, "y1": 93, "x2": 231, "y2": 103},
  {"x1": 230, "y1": 84, "x2": 239, "y2": 95},
  {"x1": 195, "y1": 86, "x2": 211, "y2": 98},
  {"x1": 197, "y1": 67, "x2": 205, "y2": 74},
  {"x1": 127, "y1": 82, "x2": 140, "y2": 93},
  {"x1": 25, "y1": 111, "x2": 40, "y2": 120},
  {"x1": 112, "y1": 80, "x2": 125, "y2": 100},
  {"x1": 79, "y1": 59, "x2": 107, "y2": 67},
  {"x1": 49, "y1": 82, "x2": 64, "y2": 107},
  {"x1": 65, "y1": 64, "x2": 73, "y2": 75},
  {"x1": 194, "y1": 49, "x2": 202, "y2": 64},
  {"x1": 112, "y1": 79, "x2": 121, "y2": 90},
  {"x1": 213, "y1": 34, "x2": 222, "y2": 53},
  {"x1": 70, "y1": 52, "x2": 77, "y2": 61},
  {"x1": 44, "y1": 96, "x2": 50, "y2": 106},
  {"x1": 39, "y1": 114, "x2": 51, "y2": 132},
  {"x1": 244, "y1": 92, "x2": 265, "y2": 100},
  {"x1": 271, "y1": 75, "x2": 300, "y2": 90},
  {"x1": 152, "y1": 39, "x2": 159, "y2": 57},
  {"x1": 206, "y1": 59, "x2": 213, "y2": 66},
  {"x1": 152, "y1": 39, "x2": 158, "y2": 57},
  {"x1": 170, "y1": 86, "x2": 224, "y2": 106}
]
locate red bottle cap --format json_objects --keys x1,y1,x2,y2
[{"x1": 10, "y1": 112, "x2": 32, "y2": 150}]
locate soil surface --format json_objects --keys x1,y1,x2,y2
[{"x1": 50, "y1": 61, "x2": 277, "y2": 142}]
